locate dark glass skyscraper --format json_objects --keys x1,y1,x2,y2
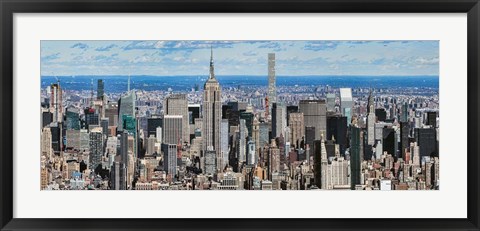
[
  {"x1": 350, "y1": 126, "x2": 362, "y2": 190},
  {"x1": 326, "y1": 115, "x2": 347, "y2": 155},
  {"x1": 415, "y1": 127, "x2": 438, "y2": 158}
]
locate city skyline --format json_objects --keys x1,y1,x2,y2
[
  {"x1": 40, "y1": 41, "x2": 439, "y2": 191},
  {"x1": 41, "y1": 40, "x2": 439, "y2": 76}
]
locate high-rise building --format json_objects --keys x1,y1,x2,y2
[
  {"x1": 401, "y1": 102, "x2": 409, "y2": 122},
  {"x1": 272, "y1": 102, "x2": 286, "y2": 138},
  {"x1": 375, "y1": 108, "x2": 387, "y2": 122},
  {"x1": 162, "y1": 143, "x2": 178, "y2": 177},
  {"x1": 383, "y1": 127, "x2": 396, "y2": 157},
  {"x1": 100, "y1": 118, "x2": 109, "y2": 136},
  {"x1": 119, "y1": 131, "x2": 129, "y2": 166},
  {"x1": 339, "y1": 88, "x2": 353, "y2": 125},
  {"x1": 117, "y1": 90, "x2": 135, "y2": 132},
  {"x1": 299, "y1": 100, "x2": 327, "y2": 139},
  {"x1": 220, "y1": 119, "x2": 229, "y2": 170},
  {"x1": 204, "y1": 149, "x2": 217, "y2": 175},
  {"x1": 147, "y1": 117, "x2": 162, "y2": 138},
  {"x1": 400, "y1": 122, "x2": 410, "y2": 160},
  {"x1": 105, "y1": 102, "x2": 118, "y2": 127},
  {"x1": 202, "y1": 48, "x2": 223, "y2": 165},
  {"x1": 305, "y1": 126, "x2": 315, "y2": 151},
  {"x1": 97, "y1": 79, "x2": 104, "y2": 100},
  {"x1": 367, "y1": 90, "x2": 376, "y2": 146},
  {"x1": 42, "y1": 110, "x2": 53, "y2": 128},
  {"x1": 237, "y1": 119, "x2": 247, "y2": 164},
  {"x1": 50, "y1": 124, "x2": 61, "y2": 155},
  {"x1": 240, "y1": 112, "x2": 254, "y2": 138},
  {"x1": 188, "y1": 104, "x2": 201, "y2": 124},
  {"x1": 259, "y1": 122, "x2": 270, "y2": 148},
  {"x1": 426, "y1": 111, "x2": 437, "y2": 128},
  {"x1": 146, "y1": 135, "x2": 156, "y2": 155},
  {"x1": 89, "y1": 127, "x2": 103, "y2": 170},
  {"x1": 415, "y1": 127, "x2": 438, "y2": 158},
  {"x1": 326, "y1": 93, "x2": 336, "y2": 112},
  {"x1": 247, "y1": 139, "x2": 256, "y2": 165},
  {"x1": 267, "y1": 53, "x2": 276, "y2": 114},
  {"x1": 85, "y1": 107, "x2": 99, "y2": 130},
  {"x1": 326, "y1": 115, "x2": 347, "y2": 155},
  {"x1": 165, "y1": 94, "x2": 190, "y2": 144},
  {"x1": 350, "y1": 126, "x2": 362, "y2": 189},
  {"x1": 288, "y1": 112, "x2": 304, "y2": 149},
  {"x1": 313, "y1": 137, "x2": 328, "y2": 189},
  {"x1": 66, "y1": 106, "x2": 80, "y2": 130},
  {"x1": 50, "y1": 82, "x2": 63, "y2": 123},
  {"x1": 163, "y1": 115, "x2": 183, "y2": 145},
  {"x1": 41, "y1": 127, "x2": 53, "y2": 159},
  {"x1": 268, "y1": 139, "x2": 280, "y2": 180}
]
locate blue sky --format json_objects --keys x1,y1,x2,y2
[{"x1": 41, "y1": 40, "x2": 439, "y2": 76}]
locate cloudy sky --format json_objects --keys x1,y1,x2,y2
[{"x1": 41, "y1": 40, "x2": 439, "y2": 76}]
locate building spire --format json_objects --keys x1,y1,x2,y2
[{"x1": 209, "y1": 46, "x2": 215, "y2": 79}]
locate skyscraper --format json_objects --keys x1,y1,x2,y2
[
  {"x1": 340, "y1": 88, "x2": 353, "y2": 125},
  {"x1": 299, "y1": 99, "x2": 327, "y2": 139},
  {"x1": 165, "y1": 94, "x2": 190, "y2": 144},
  {"x1": 202, "y1": 48, "x2": 222, "y2": 164},
  {"x1": 50, "y1": 82, "x2": 63, "y2": 123},
  {"x1": 267, "y1": 53, "x2": 276, "y2": 114},
  {"x1": 237, "y1": 119, "x2": 247, "y2": 164},
  {"x1": 288, "y1": 112, "x2": 304, "y2": 149},
  {"x1": 326, "y1": 115, "x2": 347, "y2": 155},
  {"x1": 97, "y1": 79, "x2": 104, "y2": 100},
  {"x1": 89, "y1": 127, "x2": 103, "y2": 170},
  {"x1": 350, "y1": 126, "x2": 362, "y2": 189},
  {"x1": 367, "y1": 90, "x2": 376, "y2": 146},
  {"x1": 426, "y1": 111, "x2": 437, "y2": 128},
  {"x1": 272, "y1": 102, "x2": 286, "y2": 138},
  {"x1": 313, "y1": 137, "x2": 328, "y2": 189},
  {"x1": 220, "y1": 119, "x2": 229, "y2": 170},
  {"x1": 66, "y1": 106, "x2": 80, "y2": 130},
  {"x1": 162, "y1": 115, "x2": 183, "y2": 145},
  {"x1": 400, "y1": 122, "x2": 410, "y2": 160},
  {"x1": 415, "y1": 127, "x2": 438, "y2": 158},
  {"x1": 117, "y1": 91, "x2": 135, "y2": 132},
  {"x1": 326, "y1": 93, "x2": 336, "y2": 112},
  {"x1": 162, "y1": 143, "x2": 178, "y2": 177},
  {"x1": 383, "y1": 127, "x2": 396, "y2": 157}
]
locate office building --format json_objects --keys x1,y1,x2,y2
[
  {"x1": 339, "y1": 88, "x2": 353, "y2": 125},
  {"x1": 415, "y1": 127, "x2": 438, "y2": 158},
  {"x1": 97, "y1": 79, "x2": 104, "y2": 100},
  {"x1": 272, "y1": 102, "x2": 286, "y2": 138},
  {"x1": 350, "y1": 126, "x2": 362, "y2": 189},
  {"x1": 202, "y1": 48, "x2": 223, "y2": 164},
  {"x1": 288, "y1": 112, "x2": 304, "y2": 149},
  {"x1": 163, "y1": 115, "x2": 183, "y2": 145},
  {"x1": 299, "y1": 99, "x2": 327, "y2": 139},
  {"x1": 165, "y1": 94, "x2": 190, "y2": 144},
  {"x1": 267, "y1": 53, "x2": 276, "y2": 112},
  {"x1": 162, "y1": 143, "x2": 178, "y2": 177},
  {"x1": 89, "y1": 127, "x2": 103, "y2": 170},
  {"x1": 326, "y1": 115, "x2": 347, "y2": 155}
]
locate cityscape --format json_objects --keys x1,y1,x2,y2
[{"x1": 40, "y1": 41, "x2": 439, "y2": 190}]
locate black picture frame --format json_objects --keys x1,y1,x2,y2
[{"x1": 1, "y1": 0, "x2": 479, "y2": 230}]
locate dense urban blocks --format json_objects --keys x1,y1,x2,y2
[{"x1": 40, "y1": 41, "x2": 439, "y2": 190}]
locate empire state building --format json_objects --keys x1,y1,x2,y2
[{"x1": 202, "y1": 48, "x2": 222, "y2": 168}]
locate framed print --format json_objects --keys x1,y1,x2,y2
[{"x1": 1, "y1": 0, "x2": 479, "y2": 230}]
